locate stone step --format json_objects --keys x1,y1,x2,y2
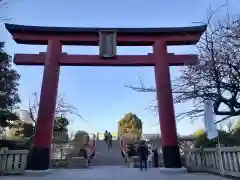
[{"x1": 90, "y1": 140, "x2": 125, "y2": 166}]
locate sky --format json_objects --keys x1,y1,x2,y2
[{"x1": 0, "y1": 0, "x2": 239, "y2": 135}]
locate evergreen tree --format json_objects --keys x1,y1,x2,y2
[
  {"x1": 0, "y1": 42, "x2": 21, "y2": 128},
  {"x1": 53, "y1": 116, "x2": 69, "y2": 132},
  {"x1": 118, "y1": 112, "x2": 143, "y2": 139}
]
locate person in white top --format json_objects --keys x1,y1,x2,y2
[{"x1": 147, "y1": 144, "x2": 153, "y2": 168}]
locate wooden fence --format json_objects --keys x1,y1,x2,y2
[
  {"x1": 184, "y1": 146, "x2": 240, "y2": 178},
  {"x1": 0, "y1": 148, "x2": 29, "y2": 175}
]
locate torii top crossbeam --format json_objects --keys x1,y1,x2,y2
[
  {"x1": 5, "y1": 23, "x2": 206, "y2": 67},
  {"x1": 5, "y1": 23, "x2": 206, "y2": 46}
]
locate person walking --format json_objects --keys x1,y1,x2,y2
[
  {"x1": 153, "y1": 148, "x2": 159, "y2": 167},
  {"x1": 108, "y1": 132, "x2": 112, "y2": 149},
  {"x1": 104, "y1": 130, "x2": 108, "y2": 144},
  {"x1": 138, "y1": 140, "x2": 148, "y2": 171},
  {"x1": 147, "y1": 144, "x2": 153, "y2": 168}
]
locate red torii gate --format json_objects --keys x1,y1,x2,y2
[{"x1": 5, "y1": 23, "x2": 206, "y2": 170}]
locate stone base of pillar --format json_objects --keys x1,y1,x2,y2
[
  {"x1": 162, "y1": 145, "x2": 181, "y2": 168},
  {"x1": 30, "y1": 147, "x2": 50, "y2": 170}
]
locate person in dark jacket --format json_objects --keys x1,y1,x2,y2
[
  {"x1": 108, "y1": 132, "x2": 113, "y2": 149},
  {"x1": 138, "y1": 140, "x2": 148, "y2": 171},
  {"x1": 153, "y1": 148, "x2": 159, "y2": 167},
  {"x1": 104, "y1": 130, "x2": 108, "y2": 144}
]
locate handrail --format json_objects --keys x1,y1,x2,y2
[
  {"x1": 87, "y1": 139, "x2": 96, "y2": 160},
  {"x1": 120, "y1": 136, "x2": 128, "y2": 161}
]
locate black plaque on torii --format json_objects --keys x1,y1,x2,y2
[{"x1": 99, "y1": 30, "x2": 117, "y2": 59}]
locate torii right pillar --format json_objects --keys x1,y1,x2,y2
[{"x1": 154, "y1": 41, "x2": 181, "y2": 168}]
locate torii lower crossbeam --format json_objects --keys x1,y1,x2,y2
[{"x1": 14, "y1": 53, "x2": 198, "y2": 66}]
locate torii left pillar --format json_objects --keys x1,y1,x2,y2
[{"x1": 31, "y1": 40, "x2": 61, "y2": 170}]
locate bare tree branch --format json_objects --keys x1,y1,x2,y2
[
  {"x1": 126, "y1": 7, "x2": 240, "y2": 122},
  {"x1": 28, "y1": 92, "x2": 86, "y2": 127},
  {"x1": 215, "y1": 115, "x2": 233, "y2": 124},
  {"x1": 0, "y1": 0, "x2": 12, "y2": 21}
]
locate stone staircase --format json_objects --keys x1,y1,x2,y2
[{"x1": 90, "y1": 140, "x2": 126, "y2": 166}]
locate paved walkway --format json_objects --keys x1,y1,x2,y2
[
  {"x1": 1, "y1": 166, "x2": 231, "y2": 180},
  {"x1": 91, "y1": 140, "x2": 125, "y2": 166}
]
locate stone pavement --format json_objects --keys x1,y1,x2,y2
[{"x1": 1, "y1": 166, "x2": 232, "y2": 180}]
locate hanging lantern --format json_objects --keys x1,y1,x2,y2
[{"x1": 99, "y1": 30, "x2": 117, "y2": 59}]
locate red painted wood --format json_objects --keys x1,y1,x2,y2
[
  {"x1": 12, "y1": 32, "x2": 202, "y2": 46},
  {"x1": 33, "y1": 40, "x2": 61, "y2": 148},
  {"x1": 14, "y1": 53, "x2": 198, "y2": 66},
  {"x1": 154, "y1": 41, "x2": 178, "y2": 147},
  {"x1": 6, "y1": 24, "x2": 205, "y2": 168},
  {"x1": 8, "y1": 25, "x2": 203, "y2": 155}
]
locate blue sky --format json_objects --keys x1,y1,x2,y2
[{"x1": 0, "y1": 0, "x2": 239, "y2": 135}]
